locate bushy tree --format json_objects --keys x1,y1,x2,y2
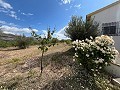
[
  {"x1": 15, "y1": 34, "x2": 29, "y2": 49},
  {"x1": 65, "y1": 16, "x2": 99, "y2": 41}
]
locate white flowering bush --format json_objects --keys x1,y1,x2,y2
[{"x1": 72, "y1": 35, "x2": 119, "y2": 73}]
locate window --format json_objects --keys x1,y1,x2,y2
[
  {"x1": 102, "y1": 22, "x2": 119, "y2": 36},
  {"x1": 103, "y1": 26, "x2": 116, "y2": 35}
]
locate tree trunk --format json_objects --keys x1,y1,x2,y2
[{"x1": 40, "y1": 51, "x2": 44, "y2": 73}]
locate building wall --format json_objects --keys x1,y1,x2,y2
[
  {"x1": 91, "y1": 3, "x2": 120, "y2": 33},
  {"x1": 113, "y1": 36, "x2": 120, "y2": 50},
  {"x1": 90, "y1": 3, "x2": 120, "y2": 50}
]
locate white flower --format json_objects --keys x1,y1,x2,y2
[
  {"x1": 96, "y1": 46, "x2": 100, "y2": 50},
  {"x1": 95, "y1": 60, "x2": 99, "y2": 64},
  {"x1": 102, "y1": 50, "x2": 105, "y2": 53},
  {"x1": 106, "y1": 87, "x2": 109, "y2": 90},
  {"x1": 99, "y1": 58, "x2": 104, "y2": 63},
  {"x1": 75, "y1": 53, "x2": 78, "y2": 57},
  {"x1": 110, "y1": 36, "x2": 113, "y2": 39},
  {"x1": 85, "y1": 38, "x2": 89, "y2": 41},
  {"x1": 73, "y1": 45, "x2": 75, "y2": 48},
  {"x1": 75, "y1": 48, "x2": 77, "y2": 51},
  {"x1": 105, "y1": 62, "x2": 108, "y2": 65},
  {"x1": 86, "y1": 54, "x2": 89, "y2": 57},
  {"x1": 94, "y1": 74, "x2": 97, "y2": 76},
  {"x1": 73, "y1": 59, "x2": 75, "y2": 61},
  {"x1": 90, "y1": 36, "x2": 93, "y2": 39},
  {"x1": 82, "y1": 40, "x2": 84, "y2": 42},
  {"x1": 104, "y1": 47, "x2": 106, "y2": 50},
  {"x1": 76, "y1": 39, "x2": 79, "y2": 42},
  {"x1": 99, "y1": 67, "x2": 102, "y2": 69},
  {"x1": 81, "y1": 47, "x2": 83, "y2": 50},
  {"x1": 91, "y1": 52, "x2": 94, "y2": 55},
  {"x1": 101, "y1": 43, "x2": 104, "y2": 46}
]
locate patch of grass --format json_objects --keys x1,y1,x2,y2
[{"x1": 4, "y1": 58, "x2": 25, "y2": 66}]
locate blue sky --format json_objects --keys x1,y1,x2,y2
[{"x1": 0, "y1": 0, "x2": 118, "y2": 39}]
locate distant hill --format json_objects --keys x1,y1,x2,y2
[{"x1": 0, "y1": 33, "x2": 16, "y2": 41}]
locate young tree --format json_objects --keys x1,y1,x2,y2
[
  {"x1": 30, "y1": 27, "x2": 56, "y2": 74},
  {"x1": 65, "y1": 16, "x2": 99, "y2": 41}
]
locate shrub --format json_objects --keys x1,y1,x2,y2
[
  {"x1": 72, "y1": 35, "x2": 119, "y2": 74},
  {"x1": 0, "y1": 40, "x2": 16, "y2": 48},
  {"x1": 15, "y1": 34, "x2": 29, "y2": 49},
  {"x1": 51, "y1": 38, "x2": 59, "y2": 45},
  {"x1": 65, "y1": 39, "x2": 72, "y2": 45},
  {"x1": 65, "y1": 16, "x2": 99, "y2": 41}
]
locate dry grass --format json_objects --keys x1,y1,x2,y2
[
  {"x1": 0, "y1": 43, "x2": 69, "y2": 65},
  {"x1": 0, "y1": 43, "x2": 73, "y2": 89},
  {"x1": 0, "y1": 43, "x2": 119, "y2": 90}
]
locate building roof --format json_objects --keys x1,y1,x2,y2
[{"x1": 87, "y1": 0, "x2": 120, "y2": 17}]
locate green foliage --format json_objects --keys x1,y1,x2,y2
[
  {"x1": 65, "y1": 16, "x2": 99, "y2": 41},
  {"x1": 59, "y1": 39, "x2": 72, "y2": 45},
  {"x1": 31, "y1": 27, "x2": 57, "y2": 73},
  {"x1": 28, "y1": 37, "x2": 40, "y2": 45},
  {"x1": 65, "y1": 39, "x2": 72, "y2": 45},
  {"x1": 0, "y1": 40, "x2": 16, "y2": 48},
  {"x1": 15, "y1": 34, "x2": 29, "y2": 49},
  {"x1": 51, "y1": 38, "x2": 59, "y2": 46}
]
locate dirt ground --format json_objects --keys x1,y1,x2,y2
[
  {"x1": 0, "y1": 43, "x2": 73, "y2": 90},
  {"x1": 0, "y1": 43, "x2": 70, "y2": 65}
]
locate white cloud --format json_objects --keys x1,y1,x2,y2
[
  {"x1": 65, "y1": 8, "x2": 69, "y2": 11},
  {"x1": 8, "y1": 11, "x2": 19, "y2": 20},
  {"x1": 74, "y1": 4, "x2": 81, "y2": 9},
  {"x1": 0, "y1": 0, "x2": 13, "y2": 9},
  {"x1": 3, "y1": 31, "x2": 15, "y2": 35},
  {"x1": 60, "y1": 0, "x2": 72, "y2": 5},
  {"x1": 54, "y1": 26, "x2": 70, "y2": 40},
  {"x1": 0, "y1": 20, "x2": 6, "y2": 24},
  {"x1": 0, "y1": 0, "x2": 20, "y2": 20},
  {"x1": 21, "y1": 12, "x2": 34, "y2": 16},
  {"x1": 0, "y1": 7, "x2": 8, "y2": 13},
  {"x1": 0, "y1": 25, "x2": 38, "y2": 35},
  {"x1": 0, "y1": 20, "x2": 17, "y2": 27},
  {"x1": 41, "y1": 30, "x2": 48, "y2": 38},
  {"x1": 39, "y1": 26, "x2": 69, "y2": 40},
  {"x1": 18, "y1": 10, "x2": 34, "y2": 17}
]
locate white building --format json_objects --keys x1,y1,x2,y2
[{"x1": 87, "y1": 0, "x2": 120, "y2": 50}]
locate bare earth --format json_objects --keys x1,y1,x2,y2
[
  {"x1": 0, "y1": 43, "x2": 73, "y2": 89},
  {"x1": 0, "y1": 43, "x2": 70, "y2": 65}
]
